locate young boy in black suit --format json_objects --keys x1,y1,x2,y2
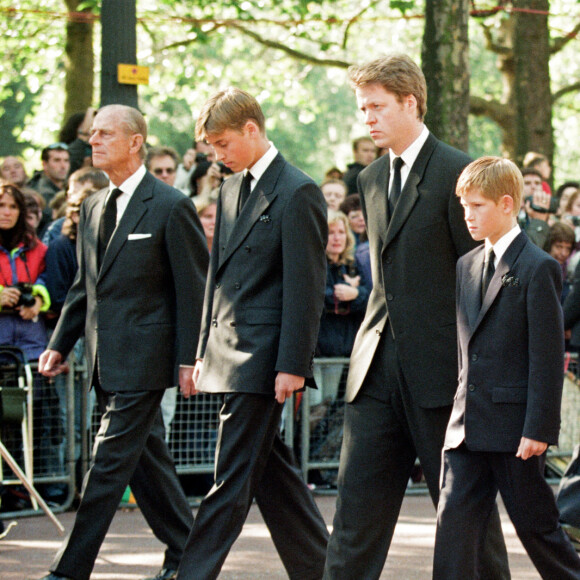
[{"x1": 433, "y1": 156, "x2": 580, "y2": 579}]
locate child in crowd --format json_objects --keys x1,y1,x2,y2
[{"x1": 433, "y1": 156, "x2": 580, "y2": 580}]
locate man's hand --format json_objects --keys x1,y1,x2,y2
[
  {"x1": 179, "y1": 366, "x2": 196, "y2": 399},
  {"x1": 516, "y1": 437, "x2": 548, "y2": 460},
  {"x1": 274, "y1": 372, "x2": 305, "y2": 404},
  {"x1": 526, "y1": 188, "x2": 551, "y2": 221},
  {"x1": 38, "y1": 349, "x2": 69, "y2": 377},
  {"x1": 180, "y1": 360, "x2": 203, "y2": 399}
]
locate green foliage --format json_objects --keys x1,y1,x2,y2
[
  {"x1": 0, "y1": 0, "x2": 578, "y2": 183},
  {"x1": 0, "y1": 79, "x2": 36, "y2": 156},
  {"x1": 0, "y1": 1, "x2": 67, "y2": 164}
]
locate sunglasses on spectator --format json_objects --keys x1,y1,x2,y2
[
  {"x1": 152, "y1": 168, "x2": 176, "y2": 175},
  {"x1": 46, "y1": 142, "x2": 69, "y2": 150}
]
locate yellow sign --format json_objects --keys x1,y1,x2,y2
[{"x1": 118, "y1": 64, "x2": 149, "y2": 86}]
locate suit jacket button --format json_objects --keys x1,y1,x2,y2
[
  {"x1": 376, "y1": 329, "x2": 381, "y2": 336},
  {"x1": 386, "y1": 293, "x2": 393, "y2": 301},
  {"x1": 212, "y1": 318, "x2": 218, "y2": 327},
  {"x1": 244, "y1": 245, "x2": 251, "y2": 252},
  {"x1": 468, "y1": 384, "x2": 475, "y2": 392},
  {"x1": 386, "y1": 256, "x2": 393, "y2": 264},
  {"x1": 234, "y1": 282, "x2": 241, "y2": 290},
  {"x1": 471, "y1": 354, "x2": 478, "y2": 362}
]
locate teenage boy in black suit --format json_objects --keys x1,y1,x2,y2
[
  {"x1": 433, "y1": 156, "x2": 580, "y2": 579},
  {"x1": 176, "y1": 87, "x2": 329, "y2": 580}
]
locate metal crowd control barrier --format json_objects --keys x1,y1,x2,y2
[
  {"x1": 547, "y1": 352, "x2": 580, "y2": 478},
  {"x1": 168, "y1": 394, "x2": 222, "y2": 474},
  {"x1": 88, "y1": 392, "x2": 224, "y2": 479},
  {"x1": 296, "y1": 357, "x2": 425, "y2": 493},
  {"x1": 1, "y1": 357, "x2": 76, "y2": 520}
]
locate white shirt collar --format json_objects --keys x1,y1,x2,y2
[
  {"x1": 245, "y1": 143, "x2": 278, "y2": 188},
  {"x1": 389, "y1": 125, "x2": 429, "y2": 189},
  {"x1": 109, "y1": 164, "x2": 146, "y2": 197},
  {"x1": 390, "y1": 125, "x2": 429, "y2": 170},
  {"x1": 485, "y1": 223, "x2": 521, "y2": 266},
  {"x1": 107, "y1": 164, "x2": 146, "y2": 224}
]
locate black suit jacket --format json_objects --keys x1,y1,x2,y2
[
  {"x1": 49, "y1": 171, "x2": 209, "y2": 391},
  {"x1": 446, "y1": 232, "x2": 564, "y2": 452},
  {"x1": 196, "y1": 152, "x2": 328, "y2": 395},
  {"x1": 345, "y1": 133, "x2": 476, "y2": 407}
]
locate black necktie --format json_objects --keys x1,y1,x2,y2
[
  {"x1": 238, "y1": 171, "x2": 253, "y2": 215},
  {"x1": 481, "y1": 248, "x2": 495, "y2": 304},
  {"x1": 99, "y1": 188, "x2": 122, "y2": 266},
  {"x1": 388, "y1": 157, "x2": 404, "y2": 216}
]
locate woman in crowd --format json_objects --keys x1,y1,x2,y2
[
  {"x1": 45, "y1": 185, "x2": 94, "y2": 315},
  {"x1": 0, "y1": 181, "x2": 50, "y2": 359},
  {"x1": 194, "y1": 196, "x2": 217, "y2": 253},
  {"x1": 544, "y1": 221, "x2": 576, "y2": 304},
  {"x1": 339, "y1": 194, "x2": 372, "y2": 289},
  {"x1": 0, "y1": 181, "x2": 61, "y2": 501},
  {"x1": 314, "y1": 210, "x2": 370, "y2": 402}
]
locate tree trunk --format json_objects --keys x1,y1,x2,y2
[
  {"x1": 422, "y1": 0, "x2": 470, "y2": 152},
  {"x1": 512, "y1": 0, "x2": 553, "y2": 167},
  {"x1": 63, "y1": 0, "x2": 95, "y2": 123}
]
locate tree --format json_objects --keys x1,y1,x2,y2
[
  {"x1": 63, "y1": 0, "x2": 96, "y2": 122},
  {"x1": 470, "y1": 1, "x2": 580, "y2": 169},
  {"x1": 1, "y1": 1, "x2": 578, "y2": 181},
  {"x1": 422, "y1": 0, "x2": 470, "y2": 151}
]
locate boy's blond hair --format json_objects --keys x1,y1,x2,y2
[
  {"x1": 195, "y1": 87, "x2": 266, "y2": 142},
  {"x1": 348, "y1": 54, "x2": 428, "y2": 121},
  {"x1": 456, "y1": 156, "x2": 522, "y2": 216}
]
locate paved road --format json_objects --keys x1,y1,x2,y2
[{"x1": 3, "y1": 492, "x2": 541, "y2": 579}]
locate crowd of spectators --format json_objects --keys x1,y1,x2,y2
[{"x1": 1, "y1": 110, "x2": 579, "y2": 510}]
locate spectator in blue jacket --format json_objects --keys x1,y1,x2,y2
[{"x1": 314, "y1": 211, "x2": 370, "y2": 401}]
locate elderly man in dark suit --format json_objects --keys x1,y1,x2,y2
[
  {"x1": 176, "y1": 87, "x2": 329, "y2": 580},
  {"x1": 37, "y1": 104, "x2": 209, "y2": 580},
  {"x1": 323, "y1": 54, "x2": 510, "y2": 579}
]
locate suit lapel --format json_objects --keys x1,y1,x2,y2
[
  {"x1": 383, "y1": 133, "x2": 437, "y2": 251},
  {"x1": 218, "y1": 174, "x2": 241, "y2": 248},
  {"x1": 463, "y1": 246, "x2": 485, "y2": 331},
  {"x1": 365, "y1": 157, "x2": 390, "y2": 247},
  {"x1": 471, "y1": 232, "x2": 528, "y2": 335},
  {"x1": 218, "y1": 154, "x2": 284, "y2": 271},
  {"x1": 98, "y1": 172, "x2": 153, "y2": 280}
]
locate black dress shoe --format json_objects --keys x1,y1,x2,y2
[
  {"x1": 38, "y1": 574, "x2": 74, "y2": 580},
  {"x1": 143, "y1": 569, "x2": 178, "y2": 580}
]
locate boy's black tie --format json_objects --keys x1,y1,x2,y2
[
  {"x1": 481, "y1": 248, "x2": 495, "y2": 304},
  {"x1": 99, "y1": 188, "x2": 122, "y2": 267},
  {"x1": 238, "y1": 171, "x2": 253, "y2": 215}
]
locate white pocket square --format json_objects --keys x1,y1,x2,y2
[{"x1": 128, "y1": 233, "x2": 152, "y2": 240}]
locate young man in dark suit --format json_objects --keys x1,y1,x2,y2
[
  {"x1": 37, "y1": 105, "x2": 209, "y2": 580},
  {"x1": 176, "y1": 88, "x2": 329, "y2": 580},
  {"x1": 324, "y1": 54, "x2": 509, "y2": 579},
  {"x1": 433, "y1": 156, "x2": 580, "y2": 579}
]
